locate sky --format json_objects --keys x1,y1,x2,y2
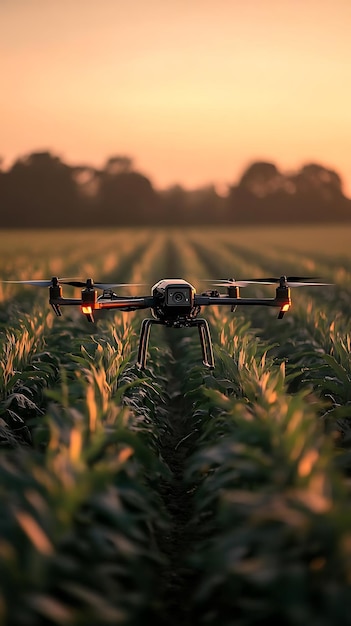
[{"x1": 1, "y1": 0, "x2": 351, "y2": 195}]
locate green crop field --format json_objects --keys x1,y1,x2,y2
[{"x1": 1, "y1": 225, "x2": 351, "y2": 626}]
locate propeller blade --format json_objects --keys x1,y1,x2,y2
[
  {"x1": 285, "y1": 281, "x2": 333, "y2": 287},
  {"x1": 285, "y1": 276, "x2": 321, "y2": 282},
  {"x1": 1, "y1": 278, "x2": 145, "y2": 289},
  {"x1": 212, "y1": 276, "x2": 330, "y2": 287},
  {"x1": 0, "y1": 277, "x2": 79, "y2": 287},
  {"x1": 212, "y1": 280, "x2": 273, "y2": 287},
  {"x1": 0, "y1": 279, "x2": 52, "y2": 287},
  {"x1": 246, "y1": 276, "x2": 331, "y2": 287},
  {"x1": 239, "y1": 278, "x2": 279, "y2": 283},
  {"x1": 212, "y1": 279, "x2": 276, "y2": 287},
  {"x1": 240, "y1": 276, "x2": 322, "y2": 283}
]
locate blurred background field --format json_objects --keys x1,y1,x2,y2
[
  {"x1": 1, "y1": 223, "x2": 350, "y2": 254},
  {"x1": 1, "y1": 224, "x2": 350, "y2": 266}
]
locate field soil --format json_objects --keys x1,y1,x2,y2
[{"x1": 150, "y1": 334, "x2": 204, "y2": 625}]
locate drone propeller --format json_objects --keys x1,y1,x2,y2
[
  {"x1": 1, "y1": 278, "x2": 144, "y2": 289},
  {"x1": 212, "y1": 276, "x2": 331, "y2": 288},
  {"x1": 0, "y1": 278, "x2": 79, "y2": 287},
  {"x1": 211, "y1": 279, "x2": 272, "y2": 287}
]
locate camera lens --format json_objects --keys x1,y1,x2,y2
[{"x1": 173, "y1": 292, "x2": 185, "y2": 302}]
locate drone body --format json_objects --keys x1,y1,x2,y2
[
  {"x1": 150, "y1": 278, "x2": 196, "y2": 322},
  {"x1": 3, "y1": 275, "x2": 330, "y2": 370}
]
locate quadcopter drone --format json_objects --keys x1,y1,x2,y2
[{"x1": 3, "y1": 275, "x2": 330, "y2": 369}]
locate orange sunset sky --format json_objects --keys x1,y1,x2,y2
[{"x1": 1, "y1": 0, "x2": 351, "y2": 195}]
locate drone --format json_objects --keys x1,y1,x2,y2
[{"x1": 3, "y1": 276, "x2": 330, "y2": 369}]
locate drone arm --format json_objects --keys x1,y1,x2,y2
[
  {"x1": 49, "y1": 295, "x2": 154, "y2": 312},
  {"x1": 195, "y1": 295, "x2": 284, "y2": 308},
  {"x1": 97, "y1": 296, "x2": 154, "y2": 312},
  {"x1": 49, "y1": 297, "x2": 84, "y2": 306},
  {"x1": 195, "y1": 294, "x2": 291, "y2": 318}
]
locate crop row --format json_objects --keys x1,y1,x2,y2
[
  {"x1": 1, "y1": 227, "x2": 351, "y2": 624},
  {"x1": 179, "y1": 312, "x2": 351, "y2": 625}
]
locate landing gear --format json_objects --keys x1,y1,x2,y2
[{"x1": 136, "y1": 317, "x2": 215, "y2": 370}]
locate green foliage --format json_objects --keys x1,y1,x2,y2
[
  {"x1": 182, "y1": 327, "x2": 351, "y2": 625},
  {"x1": 1, "y1": 227, "x2": 351, "y2": 624}
]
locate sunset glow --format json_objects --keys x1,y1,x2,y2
[{"x1": 2, "y1": 0, "x2": 351, "y2": 194}]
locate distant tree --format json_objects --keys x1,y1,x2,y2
[
  {"x1": 159, "y1": 184, "x2": 225, "y2": 225},
  {"x1": 225, "y1": 160, "x2": 351, "y2": 224},
  {"x1": 237, "y1": 161, "x2": 283, "y2": 197},
  {"x1": 72, "y1": 165, "x2": 100, "y2": 194},
  {"x1": 183, "y1": 185, "x2": 225, "y2": 224},
  {"x1": 226, "y1": 161, "x2": 282, "y2": 223},
  {"x1": 1, "y1": 151, "x2": 81, "y2": 227},
  {"x1": 291, "y1": 163, "x2": 344, "y2": 200},
  {"x1": 282, "y1": 163, "x2": 349, "y2": 222},
  {"x1": 71, "y1": 165, "x2": 100, "y2": 225},
  {"x1": 97, "y1": 156, "x2": 160, "y2": 225},
  {"x1": 1, "y1": 152, "x2": 350, "y2": 227},
  {"x1": 104, "y1": 156, "x2": 133, "y2": 175},
  {"x1": 159, "y1": 185, "x2": 188, "y2": 225}
]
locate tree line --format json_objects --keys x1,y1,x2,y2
[{"x1": 1, "y1": 151, "x2": 350, "y2": 227}]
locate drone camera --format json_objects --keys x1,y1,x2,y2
[
  {"x1": 151, "y1": 279, "x2": 196, "y2": 320},
  {"x1": 166, "y1": 286, "x2": 192, "y2": 307}
]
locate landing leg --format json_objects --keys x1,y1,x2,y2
[
  {"x1": 192, "y1": 318, "x2": 215, "y2": 369},
  {"x1": 136, "y1": 318, "x2": 162, "y2": 369},
  {"x1": 137, "y1": 317, "x2": 215, "y2": 370}
]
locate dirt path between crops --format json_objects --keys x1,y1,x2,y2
[
  {"x1": 152, "y1": 337, "x2": 202, "y2": 626},
  {"x1": 146, "y1": 239, "x2": 204, "y2": 625}
]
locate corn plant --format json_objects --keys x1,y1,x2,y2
[{"x1": 1, "y1": 225, "x2": 351, "y2": 625}]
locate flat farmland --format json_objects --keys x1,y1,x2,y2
[{"x1": 1, "y1": 225, "x2": 351, "y2": 626}]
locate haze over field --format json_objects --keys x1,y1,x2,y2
[{"x1": 1, "y1": 0, "x2": 351, "y2": 195}]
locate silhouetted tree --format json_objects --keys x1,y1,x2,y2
[
  {"x1": 71, "y1": 165, "x2": 100, "y2": 226},
  {"x1": 282, "y1": 163, "x2": 348, "y2": 222},
  {"x1": 1, "y1": 152, "x2": 350, "y2": 227},
  {"x1": 104, "y1": 156, "x2": 133, "y2": 175},
  {"x1": 226, "y1": 161, "x2": 351, "y2": 224},
  {"x1": 97, "y1": 157, "x2": 160, "y2": 225},
  {"x1": 1, "y1": 152, "x2": 81, "y2": 227},
  {"x1": 159, "y1": 184, "x2": 226, "y2": 225},
  {"x1": 159, "y1": 185, "x2": 188, "y2": 225},
  {"x1": 183, "y1": 185, "x2": 225, "y2": 224},
  {"x1": 291, "y1": 163, "x2": 342, "y2": 198},
  {"x1": 237, "y1": 161, "x2": 283, "y2": 196}
]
